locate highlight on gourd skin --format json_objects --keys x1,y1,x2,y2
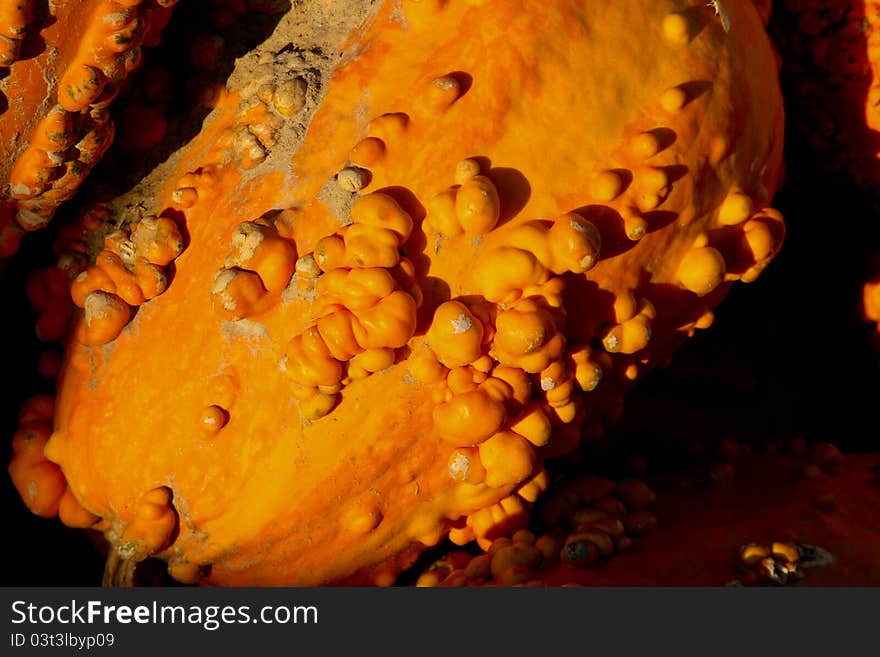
[{"x1": 3, "y1": 0, "x2": 875, "y2": 588}]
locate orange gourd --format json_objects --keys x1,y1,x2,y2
[
  {"x1": 0, "y1": 0, "x2": 178, "y2": 256},
  {"x1": 10, "y1": 0, "x2": 787, "y2": 585}
]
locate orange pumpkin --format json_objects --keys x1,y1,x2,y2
[{"x1": 11, "y1": 0, "x2": 786, "y2": 585}]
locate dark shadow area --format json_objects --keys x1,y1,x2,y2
[
  {"x1": 641, "y1": 209, "x2": 678, "y2": 234},
  {"x1": 485, "y1": 166, "x2": 531, "y2": 227},
  {"x1": 615, "y1": 0, "x2": 880, "y2": 457},
  {"x1": 769, "y1": 1, "x2": 880, "y2": 188},
  {"x1": 447, "y1": 71, "x2": 473, "y2": 101},
  {"x1": 0, "y1": 228, "x2": 105, "y2": 585},
  {"x1": 646, "y1": 127, "x2": 677, "y2": 152},
  {"x1": 677, "y1": 80, "x2": 713, "y2": 107},
  {"x1": 573, "y1": 204, "x2": 632, "y2": 259}
]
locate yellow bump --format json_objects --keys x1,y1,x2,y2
[
  {"x1": 434, "y1": 388, "x2": 506, "y2": 446},
  {"x1": 641, "y1": 167, "x2": 669, "y2": 192},
  {"x1": 81, "y1": 291, "x2": 131, "y2": 346},
  {"x1": 426, "y1": 300, "x2": 484, "y2": 367},
  {"x1": 570, "y1": 344, "x2": 602, "y2": 391},
  {"x1": 474, "y1": 246, "x2": 549, "y2": 304},
  {"x1": 428, "y1": 75, "x2": 461, "y2": 109},
  {"x1": 517, "y1": 468, "x2": 550, "y2": 503},
  {"x1": 589, "y1": 170, "x2": 625, "y2": 202},
  {"x1": 493, "y1": 304, "x2": 552, "y2": 360},
  {"x1": 226, "y1": 222, "x2": 297, "y2": 293},
  {"x1": 446, "y1": 366, "x2": 477, "y2": 394},
  {"x1": 449, "y1": 524, "x2": 476, "y2": 546},
  {"x1": 301, "y1": 391, "x2": 337, "y2": 420},
  {"x1": 678, "y1": 246, "x2": 726, "y2": 296},
  {"x1": 199, "y1": 405, "x2": 228, "y2": 432},
  {"x1": 337, "y1": 167, "x2": 367, "y2": 192},
  {"x1": 603, "y1": 315, "x2": 651, "y2": 355},
  {"x1": 661, "y1": 86, "x2": 687, "y2": 112},
  {"x1": 425, "y1": 188, "x2": 461, "y2": 237},
  {"x1": 508, "y1": 403, "x2": 552, "y2": 447},
  {"x1": 548, "y1": 213, "x2": 601, "y2": 274},
  {"x1": 350, "y1": 347, "x2": 395, "y2": 374},
  {"x1": 631, "y1": 132, "x2": 661, "y2": 159},
  {"x1": 455, "y1": 175, "x2": 500, "y2": 235},
  {"x1": 491, "y1": 365, "x2": 531, "y2": 408},
  {"x1": 284, "y1": 326, "x2": 343, "y2": 388},
  {"x1": 409, "y1": 348, "x2": 446, "y2": 383},
  {"x1": 368, "y1": 112, "x2": 409, "y2": 141},
  {"x1": 341, "y1": 498, "x2": 383, "y2": 536},
  {"x1": 118, "y1": 487, "x2": 177, "y2": 559},
  {"x1": 350, "y1": 192, "x2": 414, "y2": 244},
  {"x1": 341, "y1": 225, "x2": 400, "y2": 269},
  {"x1": 478, "y1": 430, "x2": 537, "y2": 488},
  {"x1": 718, "y1": 191, "x2": 753, "y2": 226},
  {"x1": 695, "y1": 309, "x2": 714, "y2": 329},
  {"x1": 350, "y1": 137, "x2": 385, "y2": 167},
  {"x1": 662, "y1": 12, "x2": 692, "y2": 44},
  {"x1": 455, "y1": 158, "x2": 482, "y2": 184},
  {"x1": 472, "y1": 354, "x2": 494, "y2": 373},
  {"x1": 624, "y1": 214, "x2": 648, "y2": 241},
  {"x1": 171, "y1": 187, "x2": 198, "y2": 208},
  {"x1": 613, "y1": 292, "x2": 638, "y2": 323}
]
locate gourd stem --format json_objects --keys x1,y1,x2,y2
[{"x1": 102, "y1": 549, "x2": 137, "y2": 587}]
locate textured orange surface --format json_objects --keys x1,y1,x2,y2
[{"x1": 10, "y1": 0, "x2": 790, "y2": 585}]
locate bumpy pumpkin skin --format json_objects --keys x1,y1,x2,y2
[
  {"x1": 32, "y1": 0, "x2": 785, "y2": 585},
  {"x1": 0, "y1": 0, "x2": 177, "y2": 255}
]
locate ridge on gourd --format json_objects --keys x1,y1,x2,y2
[
  {"x1": 0, "y1": 0, "x2": 179, "y2": 257},
  {"x1": 12, "y1": 0, "x2": 786, "y2": 586}
]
